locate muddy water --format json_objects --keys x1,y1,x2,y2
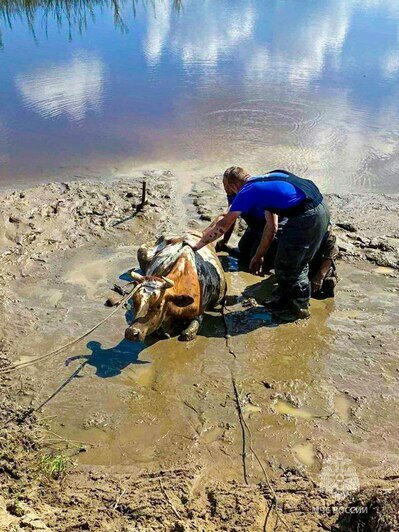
[
  {"x1": 2, "y1": 0, "x2": 399, "y2": 192},
  {"x1": 12, "y1": 241, "x2": 399, "y2": 485}
]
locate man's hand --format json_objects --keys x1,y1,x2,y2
[
  {"x1": 311, "y1": 274, "x2": 323, "y2": 293},
  {"x1": 249, "y1": 211, "x2": 277, "y2": 275},
  {"x1": 249, "y1": 254, "x2": 264, "y2": 276}
]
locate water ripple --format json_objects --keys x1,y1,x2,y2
[{"x1": 15, "y1": 52, "x2": 105, "y2": 122}]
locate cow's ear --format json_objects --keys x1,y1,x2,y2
[{"x1": 169, "y1": 294, "x2": 194, "y2": 307}]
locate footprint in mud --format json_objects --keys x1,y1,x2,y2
[
  {"x1": 273, "y1": 399, "x2": 314, "y2": 420},
  {"x1": 201, "y1": 425, "x2": 225, "y2": 444},
  {"x1": 65, "y1": 339, "x2": 149, "y2": 378},
  {"x1": 333, "y1": 393, "x2": 355, "y2": 423},
  {"x1": 292, "y1": 442, "x2": 316, "y2": 467},
  {"x1": 374, "y1": 266, "x2": 397, "y2": 276},
  {"x1": 230, "y1": 306, "x2": 277, "y2": 332},
  {"x1": 242, "y1": 403, "x2": 262, "y2": 419}
]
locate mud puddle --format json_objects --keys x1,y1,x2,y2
[
  {"x1": 8, "y1": 242, "x2": 399, "y2": 488},
  {"x1": 1, "y1": 177, "x2": 399, "y2": 529}
]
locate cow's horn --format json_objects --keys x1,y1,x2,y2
[
  {"x1": 161, "y1": 276, "x2": 174, "y2": 288},
  {"x1": 130, "y1": 271, "x2": 145, "y2": 283}
]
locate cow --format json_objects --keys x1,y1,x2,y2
[{"x1": 124, "y1": 232, "x2": 226, "y2": 342}]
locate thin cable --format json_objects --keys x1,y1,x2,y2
[{"x1": 0, "y1": 285, "x2": 139, "y2": 375}]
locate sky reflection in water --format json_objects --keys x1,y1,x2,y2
[{"x1": 0, "y1": 0, "x2": 399, "y2": 191}]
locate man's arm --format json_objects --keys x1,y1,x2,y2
[
  {"x1": 216, "y1": 195, "x2": 238, "y2": 250},
  {"x1": 193, "y1": 211, "x2": 240, "y2": 251},
  {"x1": 249, "y1": 211, "x2": 278, "y2": 275},
  {"x1": 205, "y1": 213, "x2": 236, "y2": 250},
  {"x1": 216, "y1": 219, "x2": 236, "y2": 251}
]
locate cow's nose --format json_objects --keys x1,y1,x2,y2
[{"x1": 125, "y1": 327, "x2": 142, "y2": 342}]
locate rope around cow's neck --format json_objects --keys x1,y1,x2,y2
[{"x1": 0, "y1": 284, "x2": 140, "y2": 375}]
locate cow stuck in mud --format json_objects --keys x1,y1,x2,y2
[{"x1": 124, "y1": 233, "x2": 226, "y2": 342}]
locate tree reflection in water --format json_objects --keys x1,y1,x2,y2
[{"x1": 0, "y1": 0, "x2": 183, "y2": 47}]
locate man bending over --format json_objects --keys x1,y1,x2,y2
[{"x1": 193, "y1": 167, "x2": 331, "y2": 321}]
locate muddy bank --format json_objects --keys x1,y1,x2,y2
[{"x1": 0, "y1": 173, "x2": 399, "y2": 531}]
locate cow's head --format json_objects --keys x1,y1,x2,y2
[{"x1": 125, "y1": 272, "x2": 194, "y2": 342}]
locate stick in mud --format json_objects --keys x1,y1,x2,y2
[
  {"x1": 112, "y1": 179, "x2": 148, "y2": 226},
  {"x1": 231, "y1": 377, "x2": 249, "y2": 485},
  {"x1": 137, "y1": 180, "x2": 147, "y2": 212},
  {"x1": 159, "y1": 478, "x2": 182, "y2": 520}
]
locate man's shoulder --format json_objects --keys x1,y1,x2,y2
[
  {"x1": 247, "y1": 173, "x2": 269, "y2": 182},
  {"x1": 243, "y1": 177, "x2": 273, "y2": 191}
]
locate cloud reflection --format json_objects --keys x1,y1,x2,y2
[
  {"x1": 142, "y1": 0, "x2": 395, "y2": 87},
  {"x1": 177, "y1": 5, "x2": 255, "y2": 68},
  {"x1": 144, "y1": 1, "x2": 172, "y2": 65},
  {"x1": 144, "y1": 1, "x2": 255, "y2": 68},
  {"x1": 382, "y1": 50, "x2": 399, "y2": 78},
  {"x1": 15, "y1": 52, "x2": 105, "y2": 121},
  {"x1": 3, "y1": 0, "x2": 399, "y2": 191},
  {"x1": 139, "y1": 0, "x2": 399, "y2": 191},
  {"x1": 246, "y1": 1, "x2": 351, "y2": 85}
]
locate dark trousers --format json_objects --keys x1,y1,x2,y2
[
  {"x1": 273, "y1": 201, "x2": 330, "y2": 310},
  {"x1": 238, "y1": 223, "x2": 278, "y2": 272}
]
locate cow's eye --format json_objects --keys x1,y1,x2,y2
[{"x1": 157, "y1": 303, "x2": 162, "y2": 309}]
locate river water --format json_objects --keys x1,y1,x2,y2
[{"x1": 1, "y1": 0, "x2": 399, "y2": 191}]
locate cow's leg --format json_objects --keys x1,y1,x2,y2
[
  {"x1": 180, "y1": 315, "x2": 203, "y2": 341},
  {"x1": 153, "y1": 328, "x2": 171, "y2": 339}
]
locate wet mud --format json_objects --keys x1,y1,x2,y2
[{"x1": 0, "y1": 173, "x2": 399, "y2": 530}]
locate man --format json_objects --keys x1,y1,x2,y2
[
  {"x1": 218, "y1": 172, "x2": 338, "y2": 297},
  {"x1": 216, "y1": 170, "x2": 282, "y2": 272},
  {"x1": 193, "y1": 167, "x2": 331, "y2": 321}
]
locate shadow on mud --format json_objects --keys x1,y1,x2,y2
[
  {"x1": 65, "y1": 339, "x2": 149, "y2": 378},
  {"x1": 201, "y1": 274, "x2": 280, "y2": 339},
  {"x1": 37, "y1": 340, "x2": 149, "y2": 408},
  {"x1": 199, "y1": 306, "x2": 277, "y2": 340}
]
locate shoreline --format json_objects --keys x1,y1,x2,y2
[{"x1": 0, "y1": 173, "x2": 398, "y2": 530}]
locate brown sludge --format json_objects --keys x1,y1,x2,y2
[{"x1": 0, "y1": 171, "x2": 398, "y2": 530}]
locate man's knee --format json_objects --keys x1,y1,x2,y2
[{"x1": 275, "y1": 261, "x2": 307, "y2": 281}]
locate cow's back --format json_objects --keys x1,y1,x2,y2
[{"x1": 138, "y1": 233, "x2": 226, "y2": 309}]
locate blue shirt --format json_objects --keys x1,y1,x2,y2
[
  {"x1": 227, "y1": 193, "x2": 265, "y2": 223},
  {"x1": 230, "y1": 172, "x2": 305, "y2": 214}
]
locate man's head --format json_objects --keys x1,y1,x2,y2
[{"x1": 223, "y1": 166, "x2": 250, "y2": 195}]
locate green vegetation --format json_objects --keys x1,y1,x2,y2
[{"x1": 40, "y1": 452, "x2": 70, "y2": 479}]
